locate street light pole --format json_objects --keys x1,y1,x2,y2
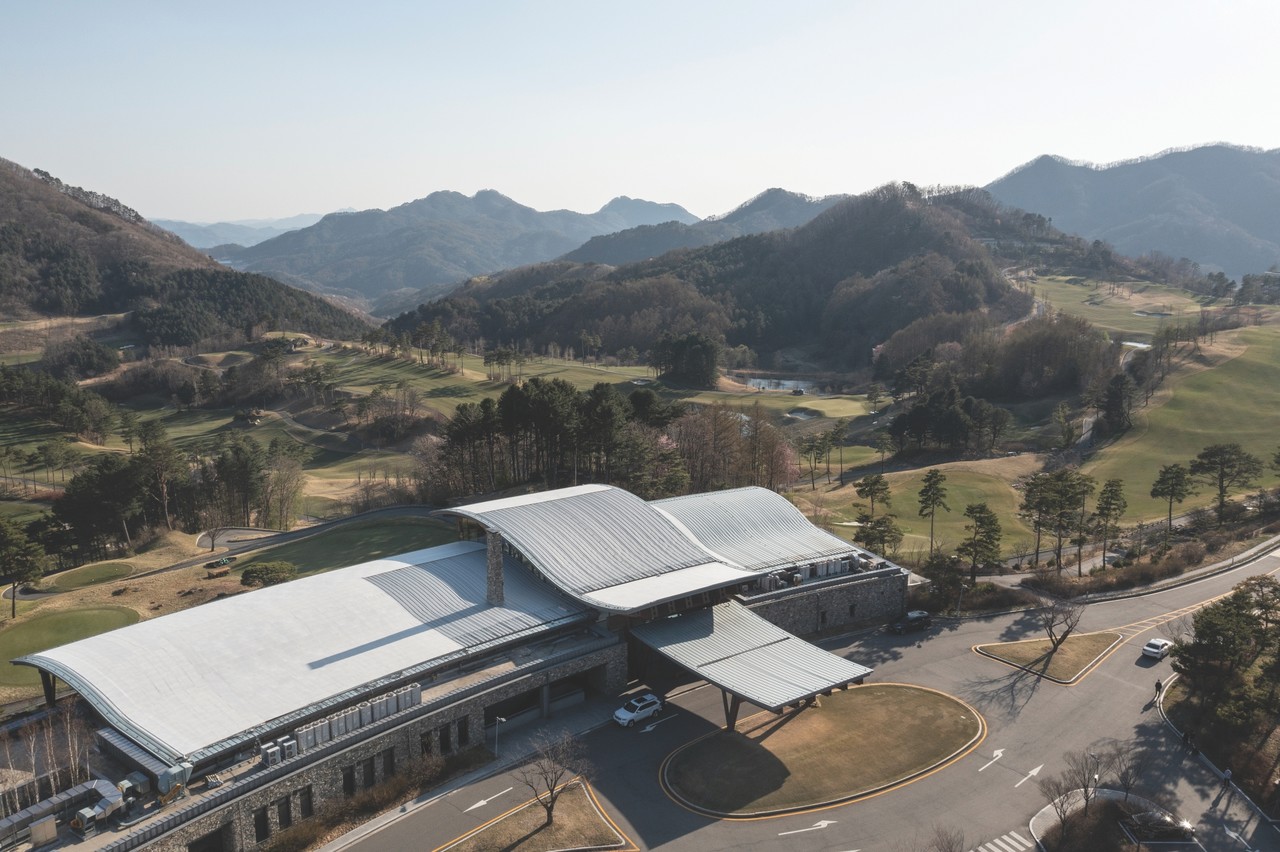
[{"x1": 494, "y1": 716, "x2": 507, "y2": 757}]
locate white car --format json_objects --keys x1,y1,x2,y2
[
  {"x1": 613, "y1": 693, "x2": 664, "y2": 727},
  {"x1": 1142, "y1": 637, "x2": 1174, "y2": 659}
]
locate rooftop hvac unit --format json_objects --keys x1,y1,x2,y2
[
  {"x1": 359, "y1": 702, "x2": 372, "y2": 727},
  {"x1": 409, "y1": 683, "x2": 422, "y2": 704},
  {"x1": 396, "y1": 688, "x2": 409, "y2": 711},
  {"x1": 259, "y1": 742, "x2": 275, "y2": 761},
  {"x1": 264, "y1": 745, "x2": 281, "y2": 767},
  {"x1": 332, "y1": 714, "x2": 347, "y2": 737},
  {"x1": 377, "y1": 696, "x2": 390, "y2": 717},
  {"x1": 280, "y1": 738, "x2": 297, "y2": 760},
  {"x1": 347, "y1": 707, "x2": 360, "y2": 730},
  {"x1": 371, "y1": 699, "x2": 385, "y2": 722},
  {"x1": 385, "y1": 694, "x2": 397, "y2": 715},
  {"x1": 315, "y1": 720, "x2": 331, "y2": 743}
]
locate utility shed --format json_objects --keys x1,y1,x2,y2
[{"x1": 630, "y1": 601, "x2": 873, "y2": 729}]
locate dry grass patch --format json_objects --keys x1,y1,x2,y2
[
  {"x1": 664, "y1": 684, "x2": 981, "y2": 816},
  {"x1": 977, "y1": 632, "x2": 1122, "y2": 682},
  {"x1": 437, "y1": 780, "x2": 628, "y2": 852}
]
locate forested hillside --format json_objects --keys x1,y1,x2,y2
[
  {"x1": 388, "y1": 184, "x2": 1047, "y2": 371},
  {"x1": 986, "y1": 144, "x2": 1280, "y2": 279},
  {"x1": 0, "y1": 158, "x2": 370, "y2": 346}
]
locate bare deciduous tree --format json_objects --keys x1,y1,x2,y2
[
  {"x1": 1039, "y1": 774, "x2": 1075, "y2": 840},
  {"x1": 514, "y1": 732, "x2": 590, "y2": 826},
  {"x1": 1037, "y1": 598, "x2": 1085, "y2": 651},
  {"x1": 1063, "y1": 749, "x2": 1103, "y2": 814},
  {"x1": 1103, "y1": 741, "x2": 1151, "y2": 803}
]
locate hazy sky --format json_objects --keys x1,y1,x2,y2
[{"x1": 5, "y1": 0, "x2": 1278, "y2": 222}]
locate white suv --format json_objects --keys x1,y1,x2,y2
[{"x1": 613, "y1": 693, "x2": 664, "y2": 727}]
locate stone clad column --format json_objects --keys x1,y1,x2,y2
[{"x1": 485, "y1": 530, "x2": 504, "y2": 606}]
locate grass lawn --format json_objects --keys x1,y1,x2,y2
[
  {"x1": 438, "y1": 781, "x2": 628, "y2": 852},
  {"x1": 49, "y1": 562, "x2": 135, "y2": 591},
  {"x1": 663, "y1": 684, "x2": 981, "y2": 816},
  {"x1": 680, "y1": 389, "x2": 870, "y2": 420},
  {"x1": 976, "y1": 632, "x2": 1122, "y2": 682},
  {"x1": 0, "y1": 608, "x2": 140, "y2": 687},
  {"x1": 236, "y1": 517, "x2": 458, "y2": 575},
  {"x1": 1084, "y1": 325, "x2": 1280, "y2": 521},
  {"x1": 1032, "y1": 275, "x2": 1209, "y2": 340},
  {"x1": 0, "y1": 499, "x2": 53, "y2": 526}
]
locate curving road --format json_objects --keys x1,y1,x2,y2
[{"x1": 345, "y1": 543, "x2": 1280, "y2": 852}]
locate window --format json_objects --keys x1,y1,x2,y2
[
  {"x1": 361, "y1": 756, "x2": 376, "y2": 788},
  {"x1": 438, "y1": 724, "x2": 452, "y2": 753},
  {"x1": 420, "y1": 731, "x2": 433, "y2": 756},
  {"x1": 299, "y1": 786, "x2": 313, "y2": 819},
  {"x1": 276, "y1": 796, "x2": 292, "y2": 830},
  {"x1": 382, "y1": 747, "x2": 396, "y2": 778},
  {"x1": 457, "y1": 716, "x2": 469, "y2": 747},
  {"x1": 342, "y1": 765, "x2": 355, "y2": 797},
  {"x1": 253, "y1": 807, "x2": 269, "y2": 842}
]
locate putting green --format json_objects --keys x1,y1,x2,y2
[
  {"x1": 49, "y1": 562, "x2": 135, "y2": 591},
  {"x1": 0, "y1": 608, "x2": 140, "y2": 687},
  {"x1": 662, "y1": 684, "x2": 983, "y2": 817}
]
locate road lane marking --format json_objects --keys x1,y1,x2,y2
[{"x1": 978, "y1": 748, "x2": 1004, "y2": 771}]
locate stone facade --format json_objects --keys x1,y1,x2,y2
[
  {"x1": 123, "y1": 642, "x2": 626, "y2": 852},
  {"x1": 741, "y1": 568, "x2": 907, "y2": 637}
]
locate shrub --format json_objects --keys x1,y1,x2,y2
[
  {"x1": 241, "y1": 561, "x2": 298, "y2": 587},
  {"x1": 1176, "y1": 542, "x2": 1206, "y2": 566}
]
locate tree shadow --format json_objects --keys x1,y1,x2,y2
[
  {"x1": 959, "y1": 665, "x2": 1045, "y2": 721},
  {"x1": 498, "y1": 821, "x2": 549, "y2": 851}
]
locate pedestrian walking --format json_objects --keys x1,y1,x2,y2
[
  {"x1": 1155, "y1": 678, "x2": 1163, "y2": 695},
  {"x1": 1223, "y1": 768, "x2": 1233, "y2": 789}
]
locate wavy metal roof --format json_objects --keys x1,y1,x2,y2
[
  {"x1": 653, "y1": 487, "x2": 861, "y2": 572},
  {"x1": 18, "y1": 542, "x2": 587, "y2": 765},
  {"x1": 440, "y1": 485, "x2": 755, "y2": 611},
  {"x1": 630, "y1": 601, "x2": 873, "y2": 710}
]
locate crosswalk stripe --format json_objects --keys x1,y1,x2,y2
[{"x1": 970, "y1": 831, "x2": 1031, "y2": 852}]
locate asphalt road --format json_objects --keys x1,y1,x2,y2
[{"x1": 349, "y1": 549, "x2": 1280, "y2": 852}]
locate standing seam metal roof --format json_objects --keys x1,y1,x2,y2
[
  {"x1": 630, "y1": 601, "x2": 873, "y2": 710},
  {"x1": 653, "y1": 487, "x2": 860, "y2": 572},
  {"x1": 17, "y1": 542, "x2": 588, "y2": 765},
  {"x1": 440, "y1": 485, "x2": 740, "y2": 596}
]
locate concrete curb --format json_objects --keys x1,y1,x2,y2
[{"x1": 972, "y1": 631, "x2": 1125, "y2": 684}]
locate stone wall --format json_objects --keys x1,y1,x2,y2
[
  {"x1": 133, "y1": 642, "x2": 626, "y2": 852},
  {"x1": 742, "y1": 568, "x2": 907, "y2": 637}
]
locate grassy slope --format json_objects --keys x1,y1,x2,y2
[
  {"x1": 1033, "y1": 275, "x2": 1210, "y2": 341},
  {"x1": 1084, "y1": 324, "x2": 1280, "y2": 521}
]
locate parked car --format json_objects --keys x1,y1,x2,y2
[
  {"x1": 1122, "y1": 807, "x2": 1195, "y2": 840},
  {"x1": 1142, "y1": 637, "x2": 1174, "y2": 659},
  {"x1": 890, "y1": 610, "x2": 932, "y2": 635},
  {"x1": 613, "y1": 693, "x2": 664, "y2": 727}
]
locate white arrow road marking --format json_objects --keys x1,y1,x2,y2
[
  {"x1": 1224, "y1": 826, "x2": 1255, "y2": 850},
  {"x1": 778, "y1": 820, "x2": 837, "y2": 836},
  {"x1": 464, "y1": 786, "x2": 513, "y2": 812},
  {"x1": 1013, "y1": 764, "x2": 1043, "y2": 788},
  {"x1": 978, "y1": 748, "x2": 1005, "y2": 771},
  {"x1": 642, "y1": 715, "x2": 677, "y2": 732}
]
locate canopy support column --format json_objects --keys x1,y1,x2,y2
[
  {"x1": 39, "y1": 671, "x2": 56, "y2": 707},
  {"x1": 721, "y1": 690, "x2": 742, "y2": 731}
]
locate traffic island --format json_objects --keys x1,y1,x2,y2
[
  {"x1": 435, "y1": 780, "x2": 634, "y2": 852},
  {"x1": 660, "y1": 684, "x2": 984, "y2": 818},
  {"x1": 975, "y1": 632, "x2": 1122, "y2": 683}
]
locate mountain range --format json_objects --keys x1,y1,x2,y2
[
  {"x1": 386, "y1": 185, "x2": 1052, "y2": 371},
  {"x1": 152, "y1": 213, "x2": 339, "y2": 249},
  {"x1": 985, "y1": 144, "x2": 1280, "y2": 279},
  {"x1": 0, "y1": 158, "x2": 368, "y2": 345},
  {"x1": 213, "y1": 191, "x2": 700, "y2": 313}
]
